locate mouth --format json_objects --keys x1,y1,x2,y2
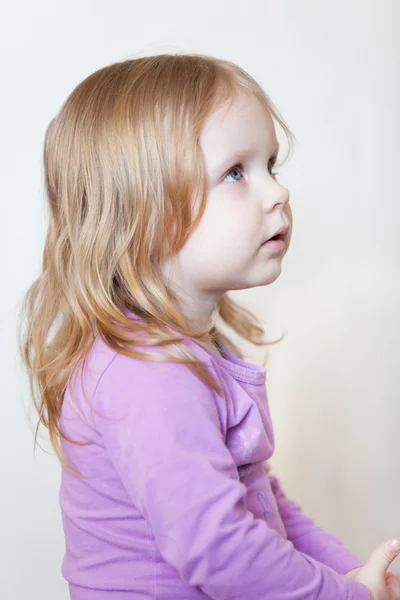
[
  {"x1": 262, "y1": 224, "x2": 289, "y2": 245},
  {"x1": 267, "y1": 232, "x2": 286, "y2": 242}
]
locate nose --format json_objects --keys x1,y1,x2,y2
[{"x1": 265, "y1": 182, "x2": 290, "y2": 212}]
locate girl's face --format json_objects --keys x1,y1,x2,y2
[{"x1": 161, "y1": 89, "x2": 292, "y2": 328}]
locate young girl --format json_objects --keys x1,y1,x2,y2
[{"x1": 18, "y1": 52, "x2": 400, "y2": 600}]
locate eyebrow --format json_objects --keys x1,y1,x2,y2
[{"x1": 213, "y1": 142, "x2": 280, "y2": 175}]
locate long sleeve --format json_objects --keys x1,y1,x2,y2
[
  {"x1": 91, "y1": 352, "x2": 370, "y2": 600},
  {"x1": 266, "y1": 464, "x2": 364, "y2": 575}
]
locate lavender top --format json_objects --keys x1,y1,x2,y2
[{"x1": 59, "y1": 311, "x2": 369, "y2": 599}]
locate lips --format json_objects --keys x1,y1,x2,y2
[
  {"x1": 269, "y1": 232, "x2": 285, "y2": 241},
  {"x1": 265, "y1": 224, "x2": 289, "y2": 243}
]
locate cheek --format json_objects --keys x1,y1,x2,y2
[
  {"x1": 187, "y1": 194, "x2": 261, "y2": 258},
  {"x1": 193, "y1": 201, "x2": 236, "y2": 246}
]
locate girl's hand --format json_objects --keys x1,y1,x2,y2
[
  {"x1": 345, "y1": 567, "x2": 361, "y2": 579},
  {"x1": 347, "y1": 568, "x2": 399, "y2": 587},
  {"x1": 344, "y1": 540, "x2": 400, "y2": 599}
]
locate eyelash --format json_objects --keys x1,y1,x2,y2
[{"x1": 223, "y1": 161, "x2": 279, "y2": 183}]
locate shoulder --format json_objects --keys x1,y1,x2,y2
[
  {"x1": 93, "y1": 335, "x2": 221, "y2": 400},
  {"x1": 89, "y1": 338, "x2": 227, "y2": 436}
]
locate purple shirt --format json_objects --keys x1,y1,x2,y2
[{"x1": 59, "y1": 311, "x2": 369, "y2": 599}]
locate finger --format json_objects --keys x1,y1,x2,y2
[
  {"x1": 387, "y1": 573, "x2": 400, "y2": 598},
  {"x1": 364, "y1": 539, "x2": 400, "y2": 578}
]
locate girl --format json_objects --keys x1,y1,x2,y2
[{"x1": 18, "y1": 52, "x2": 400, "y2": 599}]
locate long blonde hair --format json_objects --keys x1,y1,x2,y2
[{"x1": 17, "y1": 52, "x2": 295, "y2": 472}]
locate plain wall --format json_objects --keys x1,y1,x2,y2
[{"x1": 1, "y1": 1, "x2": 399, "y2": 597}]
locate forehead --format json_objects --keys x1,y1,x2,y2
[{"x1": 199, "y1": 90, "x2": 277, "y2": 154}]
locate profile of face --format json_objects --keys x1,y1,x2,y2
[{"x1": 161, "y1": 89, "x2": 293, "y2": 327}]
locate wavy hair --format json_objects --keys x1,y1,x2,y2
[{"x1": 17, "y1": 52, "x2": 295, "y2": 473}]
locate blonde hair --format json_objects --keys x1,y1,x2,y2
[{"x1": 17, "y1": 52, "x2": 295, "y2": 474}]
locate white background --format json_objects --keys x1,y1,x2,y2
[{"x1": 1, "y1": 1, "x2": 399, "y2": 598}]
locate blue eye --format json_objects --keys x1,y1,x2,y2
[
  {"x1": 223, "y1": 161, "x2": 279, "y2": 184},
  {"x1": 223, "y1": 164, "x2": 244, "y2": 183}
]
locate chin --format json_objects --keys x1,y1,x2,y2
[
  {"x1": 245, "y1": 262, "x2": 284, "y2": 290},
  {"x1": 265, "y1": 268, "x2": 283, "y2": 285}
]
